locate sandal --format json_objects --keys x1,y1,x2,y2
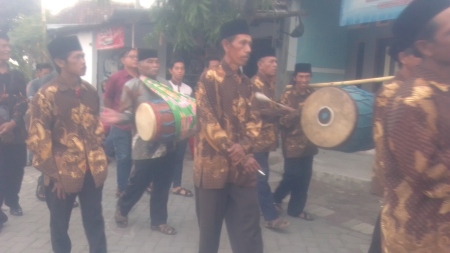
[
  {"x1": 265, "y1": 218, "x2": 290, "y2": 229},
  {"x1": 151, "y1": 224, "x2": 177, "y2": 235},
  {"x1": 296, "y1": 212, "x2": 314, "y2": 221},
  {"x1": 172, "y1": 187, "x2": 193, "y2": 197},
  {"x1": 115, "y1": 209, "x2": 128, "y2": 228},
  {"x1": 36, "y1": 184, "x2": 46, "y2": 201}
]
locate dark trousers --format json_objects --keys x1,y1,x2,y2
[
  {"x1": 0, "y1": 142, "x2": 26, "y2": 208},
  {"x1": 195, "y1": 184, "x2": 263, "y2": 253},
  {"x1": 368, "y1": 213, "x2": 382, "y2": 253},
  {"x1": 172, "y1": 139, "x2": 188, "y2": 188},
  {"x1": 118, "y1": 150, "x2": 176, "y2": 226},
  {"x1": 254, "y1": 152, "x2": 279, "y2": 221},
  {"x1": 110, "y1": 126, "x2": 133, "y2": 193},
  {"x1": 45, "y1": 171, "x2": 106, "y2": 253},
  {"x1": 273, "y1": 156, "x2": 314, "y2": 217}
]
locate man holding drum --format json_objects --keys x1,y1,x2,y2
[
  {"x1": 195, "y1": 19, "x2": 263, "y2": 253},
  {"x1": 273, "y1": 63, "x2": 318, "y2": 221},
  {"x1": 373, "y1": 0, "x2": 450, "y2": 251},
  {"x1": 250, "y1": 47, "x2": 290, "y2": 230},
  {"x1": 102, "y1": 48, "x2": 178, "y2": 235}
]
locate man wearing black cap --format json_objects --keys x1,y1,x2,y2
[
  {"x1": 195, "y1": 19, "x2": 263, "y2": 253},
  {"x1": 102, "y1": 48, "x2": 178, "y2": 235},
  {"x1": 0, "y1": 30, "x2": 28, "y2": 230},
  {"x1": 273, "y1": 63, "x2": 317, "y2": 221},
  {"x1": 251, "y1": 47, "x2": 290, "y2": 229},
  {"x1": 373, "y1": 0, "x2": 450, "y2": 251},
  {"x1": 27, "y1": 35, "x2": 108, "y2": 253}
]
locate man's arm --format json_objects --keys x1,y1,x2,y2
[
  {"x1": 11, "y1": 71, "x2": 28, "y2": 127},
  {"x1": 240, "y1": 91, "x2": 262, "y2": 155},
  {"x1": 196, "y1": 73, "x2": 234, "y2": 154},
  {"x1": 279, "y1": 89, "x2": 300, "y2": 129},
  {"x1": 103, "y1": 75, "x2": 116, "y2": 109},
  {"x1": 388, "y1": 91, "x2": 450, "y2": 199},
  {"x1": 27, "y1": 91, "x2": 60, "y2": 182}
]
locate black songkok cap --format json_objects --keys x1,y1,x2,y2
[
  {"x1": 256, "y1": 47, "x2": 276, "y2": 61},
  {"x1": 220, "y1": 19, "x2": 250, "y2": 41},
  {"x1": 47, "y1": 36, "x2": 82, "y2": 59},
  {"x1": 392, "y1": 0, "x2": 450, "y2": 52},
  {"x1": 138, "y1": 48, "x2": 158, "y2": 61},
  {"x1": 295, "y1": 63, "x2": 312, "y2": 74}
]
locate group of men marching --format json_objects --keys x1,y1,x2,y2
[{"x1": 1, "y1": 0, "x2": 450, "y2": 252}]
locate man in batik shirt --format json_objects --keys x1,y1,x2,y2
[
  {"x1": 273, "y1": 63, "x2": 318, "y2": 221},
  {"x1": 27, "y1": 36, "x2": 108, "y2": 253},
  {"x1": 195, "y1": 19, "x2": 263, "y2": 253},
  {"x1": 373, "y1": 0, "x2": 450, "y2": 251},
  {"x1": 251, "y1": 47, "x2": 290, "y2": 230}
]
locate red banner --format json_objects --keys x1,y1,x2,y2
[{"x1": 96, "y1": 27, "x2": 125, "y2": 50}]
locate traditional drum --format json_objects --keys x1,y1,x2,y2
[
  {"x1": 135, "y1": 77, "x2": 196, "y2": 142},
  {"x1": 135, "y1": 99, "x2": 176, "y2": 142},
  {"x1": 301, "y1": 86, "x2": 374, "y2": 153}
]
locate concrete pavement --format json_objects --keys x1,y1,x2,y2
[{"x1": 0, "y1": 151, "x2": 376, "y2": 253}]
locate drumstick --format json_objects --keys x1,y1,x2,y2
[{"x1": 254, "y1": 92, "x2": 294, "y2": 111}]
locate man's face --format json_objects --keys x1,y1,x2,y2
[
  {"x1": 139, "y1": 58, "x2": 160, "y2": 78},
  {"x1": 0, "y1": 38, "x2": 11, "y2": 62},
  {"x1": 208, "y1": 60, "x2": 220, "y2": 69},
  {"x1": 121, "y1": 49, "x2": 138, "y2": 69},
  {"x1": 294, "y1": 72, "x2": 311, "y2": 90},
  {"x1": 258, "y1": 56, "x2": 277, "y2": 77},
  {"x1": 38, "y1": 68, "x2": 52, "y2": 78},
  {"x1": 57, "y1": 51, "x2": 86, "y2": 76},
  {"x1": 223, "y1": 34, "x2": 252, "y2": 67},
  {"x1": 169, "y1": 62, "x2": 185, "y2": 81},
  {"x1": 417, "y1": 8, "x2": 450, "y2": 65}
]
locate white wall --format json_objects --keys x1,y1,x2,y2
[{"x1": 77, "y1": 32, "x2": 96, "y2": 87}]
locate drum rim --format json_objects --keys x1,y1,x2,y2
[
  {"x1": 135, "y1": 102, "x2": 157, "y2": 141},
  {"x1": 301, "y1": 87, "x2": 358, "y2": 149}
]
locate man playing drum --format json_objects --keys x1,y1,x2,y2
[
  {"x1": 102, "y1": 48, "x2": 178, "y2": 235},
  {"x1": 195, "y1": 19, "x2": 263, "y2": 253},
  {"x1": 250, "y1": 47, "x2": 290, "y2": 230},
  {"x1": 373, "y1": 0, "x2": 450, "y2": 251},
  {"x1": 273, "y1": 63, "x2": 317, "y2": 221}
]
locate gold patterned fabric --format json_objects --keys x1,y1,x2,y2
[
  {"x1": 374, "y1": 66, "x2": 450, "y2": 252},
  {"x1": 26, "y1": 77, "x2": 107, "y2": 193},
  {"x1": 250, "y1": 72, "x2": 278, "y2": 153},
  {"x1": 194, "y1": 61, "x2": 261, "y2": 189},
  {"x1": 279, "y1": 85, "x2": 317, "y2": 158}
]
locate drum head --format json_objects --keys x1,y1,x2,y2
[
  {"x1": 136, "y1": 103, "x2": 157, "y2": 141},
  {"x1": 301, "y1": 87, "x2": 357, "y2": 149}
]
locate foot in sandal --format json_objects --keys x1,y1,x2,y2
[
  {"x1": 151, "y1": 224, "x2": 177, "y2": 235},
  {"x1": 265, "y1": 218, "x2": 290, "y2": 230}
]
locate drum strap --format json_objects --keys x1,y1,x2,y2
[{"x1": 140, "y1": 76, "x2": 196, "y2": 140}]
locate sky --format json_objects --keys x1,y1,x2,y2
[{"x1": 42, "y1": 0, "x2": 156, "y2": 14}]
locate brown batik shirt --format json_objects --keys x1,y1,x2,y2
[
  {"x1": 279, "y1": 85, "x2": 318, "y2": 158},
  {"x1": 251, "y1": 72, "x2": 279, "y2": 153},
  {"x1": 374, "y1": 65, "x2": 450, "y2": 252},
  {"x1": 195, "y1": 61, "x2": 261, "y2": 189},
  {"x1": 27, "y1": 77, "x2": 108, "y2": 193}
]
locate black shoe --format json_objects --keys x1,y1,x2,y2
[
  {"x1": 73, "y1": 201, "x2": 79, "y2": 208},
  {"x1": 0, "y1": 210, "x2": 7, "y2": 225},
  {"x1": 10, "y1": 206, "x2": 23, "y2": 216}
]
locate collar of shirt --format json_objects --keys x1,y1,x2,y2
[
  {"x1": 221, "y1": 60, "x2": 244, "y2": 77},
  {"x1": 256, "y1": 72, "x2": 275, "y2": 88},
  {"x1": 56, "y1": 76, "x2": 87, "y2": 91}
]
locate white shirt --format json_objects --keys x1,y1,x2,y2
[{"x1": 169, "y1": 80, "x2": 193, "y2": 96}]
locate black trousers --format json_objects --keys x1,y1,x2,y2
[
  {"x1": 118, "y1": 150, "x2": 176, "y2": 226},
  {"x1": 368, "y1": 213, "x2": 382, "y2": 253},
  {"x1": 273, "y1": 156, "x2": 314, "y2": 217},
  {"x1": 0, "y1": 142, "x2": 26, "y2": 208},
  {"x1": 45, "y1": 171, "x2": 106, "y2": 253},
  {"x1": 195, "y1": 184, "x2": 263, "y2": 253}
]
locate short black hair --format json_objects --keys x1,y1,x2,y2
[
  {"x1": 120, "y1": 48, "x2": 137, "y2": 59},
  {"x1": 205, "y1": 56, "x2": 220, "y2": 67},
  {"x1": 0, "y1": 31, "x2": 9, "y2": 41},
  {"x1": 169, "y1": 59, "x2": 185, "y2": 69},
  {"x1": 36, "y1": 63, "x2": 54, "y2": 71}
]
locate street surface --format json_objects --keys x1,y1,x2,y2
[{"x1": 0, "y1": 152, "x2": 378, "y2": 253}]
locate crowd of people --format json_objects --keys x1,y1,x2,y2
[{"x1": 0, "y1": 0, "x2": 449, "y2": 252}]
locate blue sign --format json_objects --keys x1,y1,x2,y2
[{"x1": 340, "y1": 0, "x2": 412, "y2": 26}]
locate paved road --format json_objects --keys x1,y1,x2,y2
[{"x1": 0, "y1": 155, "x2": 375, "y2": 253}]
